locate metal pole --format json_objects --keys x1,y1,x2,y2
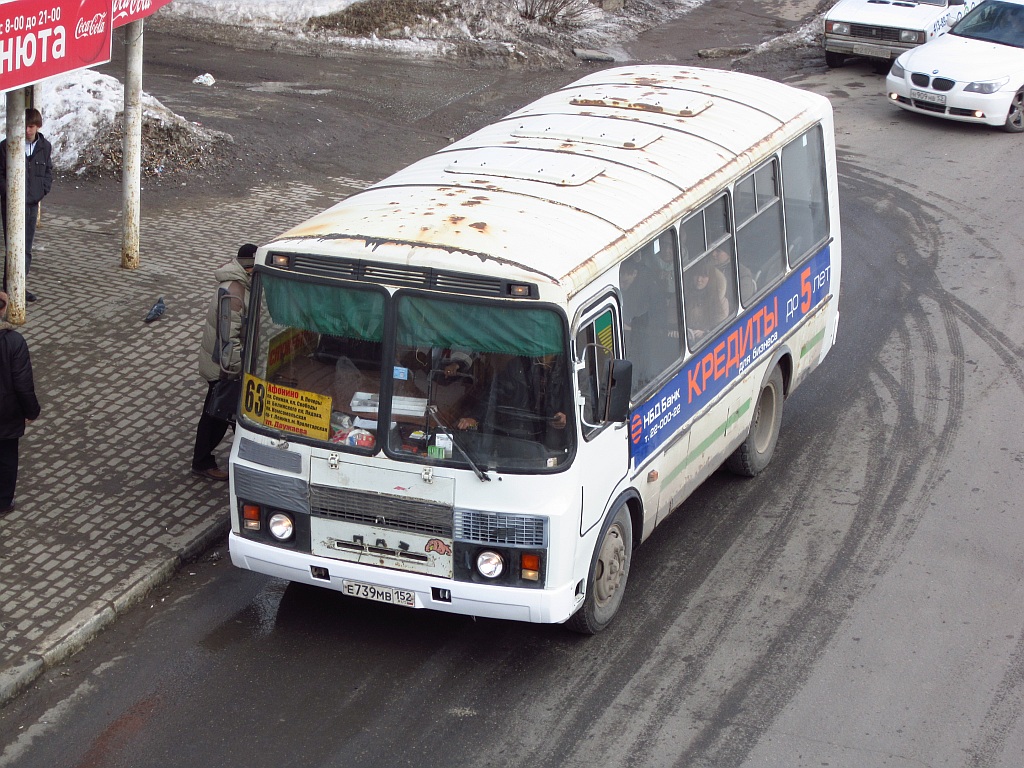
[
  {"x1": 121, "y1": 19, "x2": 144, "y2": 270},
  {"x1": 5, "y1": 91, "x2": 26, "y2": 325}
]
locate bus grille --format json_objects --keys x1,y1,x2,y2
[
  {"x1": 310, "y1": 485, "x2": 453, "y2": 537},
  {"x1": 276, "y1": 253, "x2": 535, "y2": 298},
  {"x1": 454, "y1": 509, "x2": 547, "y2": 547}
]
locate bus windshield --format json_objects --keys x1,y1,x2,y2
[{"x1": 244, "y1": 273, "x2": 574, "y2": 472}]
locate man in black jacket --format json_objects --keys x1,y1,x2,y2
[
  {"x1": 0, "y1": 291, "x2": 41, "y2": 514},
  {"x1": 1, "y1": 108, "x2": 53, "y2": 303}
]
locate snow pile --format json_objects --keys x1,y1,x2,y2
[
  {"x1": 163, "y1": 0, "x2": 359, "y2": 25},
  {"x1": 1, "y1": 69, "x2": 232, "y2": 178},
  {"x1": 162, "y1": 0, "x2": 711, "y2": 62}
]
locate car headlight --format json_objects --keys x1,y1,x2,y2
[
  {"x1": 827, "y1": 21, "x2": 851, "y2": 35},
  {"x1": 890, "y1": 60, "x2": 905, "y2": 78},
  {"x1": 268, "y1": 512, "x2": 295, "y2": 541},
  {"x1": 899, "y1": 29, "x2": 923, "y2": 44},
  {"x1": 964, "y1": 77, "x2": 1010, "y2": 94}
]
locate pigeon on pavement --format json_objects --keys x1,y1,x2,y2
[{"x1": 144, "y1": 296, "x2": 166, "y2": 323}]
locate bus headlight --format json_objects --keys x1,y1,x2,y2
[
  {"x1": 476, "y1": 551, "x2": 505, "y2": 578},
  {"x1": 268, "y1": 513, "x2": 295, "y2": 541}
]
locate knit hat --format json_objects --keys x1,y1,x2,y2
[{"x1": 236, "y1": 243, "x2": 258, "y2": 268}]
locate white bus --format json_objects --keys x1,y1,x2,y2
[{"x1": 228, "y1": 65, "x2": 840, "y2": 633}]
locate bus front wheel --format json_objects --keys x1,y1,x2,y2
[
  {"x1": 567, "y1": 504, "x2": 632, "y2": 634},
  {"x1": 726, "y1": 366, "x2": 785, "y2": 477}
]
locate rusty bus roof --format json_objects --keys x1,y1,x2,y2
[{"x1": 270, "y1": 65, "x2": 834, "y2": 299}]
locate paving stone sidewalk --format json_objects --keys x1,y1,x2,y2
[{"x1": 0, "y1": 172, "x2": 370, "y2": 708}]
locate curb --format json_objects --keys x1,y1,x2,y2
[{"x1": 0, "y1": 517, "x2": 229, "y2": 709}]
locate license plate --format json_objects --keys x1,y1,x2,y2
[
  {"x1": 343, "y1": 579, "x2": 415, "y2": 607},
  {"x1": 853, "y1": 44, "x2": 880, "y2": 56},
  {"x1": 911, "y1": 89, "x2": 946, "y2": 105}
]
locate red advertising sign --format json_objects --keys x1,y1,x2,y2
[
  {"x1": 113, "y1": 0, "x2": 173, "y2": 28},
  {"x1": 0, "y1": 0, "x2": 113, "y2": 92}
]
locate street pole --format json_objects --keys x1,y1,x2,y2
[
  {"x1": 4, "y1": 90, "x2": 26, "y2": 325},
  {"x1": 121, "y1": 19, "x2": 144, "y2": 270}
]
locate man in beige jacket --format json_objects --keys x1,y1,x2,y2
[{"x1": 191, "y1": 244, "x2": 256, "y2": 481}]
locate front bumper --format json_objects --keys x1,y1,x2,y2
[
  {"x1": 825, "y1": 34, "x2": 911, "y2": 61},
  {"x1": 886, "y1": 74, "x2": 1014, "y2": 128},
  {"x1": 230, "y1": 533, "x2": 582, "y2": 624}
]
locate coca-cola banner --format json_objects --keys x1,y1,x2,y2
[
  {"x1": 0, "y1": 0, "x2": 114, "y2": 92},
  {"x1": 113, "y1": 0, "x2": 173, "y2": 28}
]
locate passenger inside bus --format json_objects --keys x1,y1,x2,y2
[
  {"x1": 711, "y1": 246, "x2": 753, "y2": 312},
  {"x1": 684, "y1": 258, "x2": 730, "y2": 345},
  {"x1": 619, "y1": 255, "x2": 650, "y2": 343}
]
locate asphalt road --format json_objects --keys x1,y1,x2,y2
[{"x1": 2, "y1": 7, "x2": 1024, "y2": 768}]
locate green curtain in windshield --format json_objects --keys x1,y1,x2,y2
[
  {"x1": 397, "y1": 295, "x2": 564, "y2": 357},
  {"x1": 262, "y1": 274, "x2": 385, "y2": 341}
]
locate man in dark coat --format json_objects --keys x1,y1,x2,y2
[
  {"x1": 1, "y1": 108, "x2": 54, "y2": 303},
  {"x1": 0, "y1": 291, "x2": 41, "y2": 514}
]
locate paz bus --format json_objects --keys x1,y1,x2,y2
[{"x1": 228, "y1": 65, "x2": 840, "y2": 633}]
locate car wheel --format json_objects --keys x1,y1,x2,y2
[
  {"x1": 872, "y1": 58, "x2": 892, "y2": 75},
  {"x1": 825, "y1": 51, "x2": 845, "y2": 69},
  {"x1": 1004, "y1": 89, "x2": 1024, "y2": 133}
]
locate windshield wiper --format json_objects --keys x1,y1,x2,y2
[{"x1": 426, "y1": 405, "x2": 491, "y2": 482}]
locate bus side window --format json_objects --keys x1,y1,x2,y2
[
  {"x1": 575, "y1": 309, "x2": 617, "y2": 435},
  {"x1": 680, "y1": 213, "x2": 706, "y2": 266},
  {"x1": 736, "y1": 159, "x2": 785, "y2": 303},
  {"x1": 781, "y1": 125, "x2": 829, "y2": 267},
  {"x1": 621, "y1": 229, "x2": 683, "y2": 396}
]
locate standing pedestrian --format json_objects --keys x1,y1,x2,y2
[
  {"x1": 0, "y1": 291, "x2": 41, "y2": 514},
  {"x1": 191, "y1": 244, "x2": 256, "y2": 481},
  {"x1": 1, "y1": 109, "x2": 54, "y2": 303}
]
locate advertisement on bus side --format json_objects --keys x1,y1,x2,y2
[{"x1": 629, "y1": 246, "x2": 833, "y2": 466}]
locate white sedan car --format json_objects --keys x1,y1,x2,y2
[{"x1": 886, "y1": 0, "x2": 1024, "y2": 132}]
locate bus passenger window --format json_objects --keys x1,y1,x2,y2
[
  {"x1": 704, "y1": 195, "x2": 731, "y2": 247},
  {"x1": 621, "y1": 229, "x2": 683, "y2": 396},
  {"x1": 782, "y1": 125, "x2": 829, "y2": 266},
  {"x1": 680, "y1": 214, "x2": 706, "y2": 265},
  {"x1": 736, "y1": 159, "x2": 785, "y2": 303},
  {"x1": 734, "y1": 175, "x2": 757, "y2": 225}
]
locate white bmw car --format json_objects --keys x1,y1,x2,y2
[{"x1": 886, "y1": 0, "x2": 1024, "y2": 132}]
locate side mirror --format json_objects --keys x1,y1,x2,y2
[{"x1": 603, "y1": 359, "x2": 632, "y2": 423}]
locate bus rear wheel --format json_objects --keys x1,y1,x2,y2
[
  {"x1": 567, "y1": 504, "x2": 632, "y2": 634},
  {"x1": 726, "y1": 366, "x2": 785, "y2": 477}
]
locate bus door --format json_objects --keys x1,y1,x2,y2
[{"x1": 574, "y1": 302, "x2": 630, "y2": 537}]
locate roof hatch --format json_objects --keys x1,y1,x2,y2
[
  {"x1": 569, "y1": 90, "x2": 713, "y2": 117},
  {"x1": 511, "y1": 123, "x2": 662, "y2": 150},
  {"x1": 444, "y1": 152, "x2": 605, "y2": 187}
]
